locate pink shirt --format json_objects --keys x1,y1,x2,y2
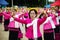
[
  {"x1": 14, "y1": 17, "x2": 46, "y2": 39},
  {"x1": 43, "y1": 14, "x2": 56, "y2": 33},
  {"x1": 3, "y1": 12, "x2": 47, "y2": 39},
  {"x1": 3, "y1": 12, "x2": 11, "y2": 20},
  {"x1": 44, "y1": 20, "x2": 54, "y2": 33},
  {"x1": 48, "y1": 13, "x2": 58, "y2": 25},
  {"x1": 0, "y1": 12, "x2": 3, "y2": 16}
]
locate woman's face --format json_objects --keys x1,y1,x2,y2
[
  {"x1": 12, "y1": 10, "x2": 17, "y2": 15},
  {"x1": 52, "y1": 10, "x2": 56, "y2": 14},
  {"x1": 30, "y1": 11, "x2": 36, "y2": 20}
]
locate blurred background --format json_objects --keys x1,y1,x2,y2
[{"x1": 0, "y1": 0, "x2": 60, "y2": 40}]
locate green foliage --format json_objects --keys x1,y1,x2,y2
[{"x1": 6, "y1": 0, "x2": 47, "y2": 7}]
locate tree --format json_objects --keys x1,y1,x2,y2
[{"x1": 6, "y1": 0, "x2": 46, "y2": 7}]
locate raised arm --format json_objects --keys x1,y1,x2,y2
[
  {"x1": 2, "y1": 12, "x2": 11, "y2": 18},
  {"x1": 14, "y1": 17, "x2": 27, "y2": 24},
  {"x1": 38, "y1": 16, "x2": 47, "y2": 25},
  {"x1": 38, "y1": 10, "x2": 47, "y2": 24}
]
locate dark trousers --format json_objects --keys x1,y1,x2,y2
[
  {"x1": 54, "y1": 25, "x2": 60, "y2": 40},
  {"x1": 44, "y1": 32, "x2": 54, "y2": 40},
  {"x1": 29, "y1": 37, "x2": 42, "y2": 40},
  {"x1": 9, "y1": 30, "x2": 20, "y2": 40},
  {"x1": 4, "y1": 19, "x2": 9, "y2": 31},
  {"x1": 0, "y1": 16, "x2": 3, "y2": 23},
  {"x1": 54, "y1": 25, "x2": 60, "y2": 33}
]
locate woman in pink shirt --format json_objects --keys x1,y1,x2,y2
[
  {"x1": 2, "y1": 8, "x2": 11, "y2": 31},
  {"x1": 13, "y1": 9, "x2": 47, "y2": 40},
  {"x1": 3, "y1": 9, "x2": 24, "y2": 40}
]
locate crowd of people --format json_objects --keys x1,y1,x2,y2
[{"x1": 0, "y1": 6, "x2": 60, "y2": 40}]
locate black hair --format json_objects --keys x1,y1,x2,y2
[
  {"x1": 39, "y1": 13, "x2": 44, "y2": 18},
  {"x1": 29, "y1": 9, "x2": 37, "y2": 18}
]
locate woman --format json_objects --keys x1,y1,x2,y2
[
  {"x1": 2, "y1": 9, "x2": 23, "y2": 40},
  {"x1": 2, "y1": 8, "x2": 11, "y2": 31},
  {"x1": 13, "y1": 9, "x2": 47, "y2": 40}
]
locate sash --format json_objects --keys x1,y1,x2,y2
[
  {"x1": 15, "y1": 14, "x2": 24, "y2": 33},
  {"x1": 10, "y1": 17, "x2": 19, "y2": 28},
  {"x1": 19, "y1": 17, "x2": 24, "y2": 33},
  {"x1": 58, "y1": 16, "x2": 60, "y2": 19},
  {"x1": 27, "y1": 18, "x2": 38, "y2": 38},
  {"x1": 10, "y1": 17, "x2": 14, "y2": 22},
  {"x1": 10, "y1": 14, "x2": 23, "y2": 30},
  {"x1": 56, "y1": 17, "x2": 59, "y2": 25},
  {"x1": 40, "y1": 17, "x2": 56, "y2": 29},
  {"x1": 50, "y1": 17, "x2": 56, "y2": 29},
  {"x1": 14, "y1": 14, "x2": 20, "y2": 28}
]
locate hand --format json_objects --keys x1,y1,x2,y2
[
  {"x1": 40, "y1": 8, "x2": 44, "y2": 13},
  {"x1": 20, "y1": 11, "x2": 24, "y2": 15},
  {"x1": 55, "y1": 13, "x2": 58, "y2": 17},
  {"x1": 22, "y1": 9, "x2": 27, "y2": 14},
  {"x1": 12, "y1": 15, "x2": 15, "y2": 19},
  {"x1": 44, "y1": 10, "x2": 47, "y2": 14},
  {"x1": 43, "y1": 13, "x2": 48, "y2": 17},
  {"x1": 41, "y1": 10, "x2": 48, "y2": 17},
  {"x1": 11, "y1": 12, "x2": 15, "y2": 17},
  {"x1": 38, "y1": 8, "x2": 41, "y2": 14}
]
